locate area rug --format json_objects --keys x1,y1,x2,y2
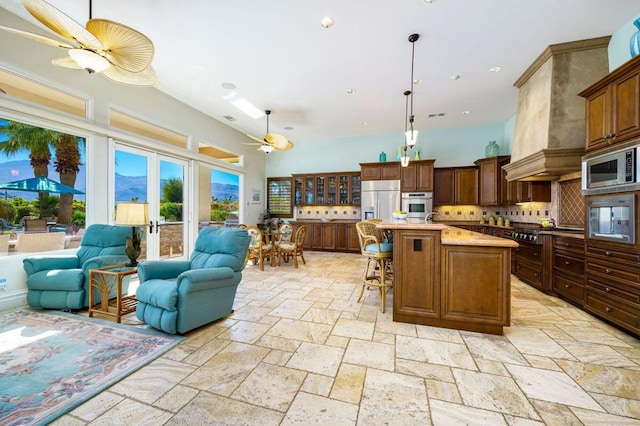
[{"x1": 0, "y1": 308, "x2": 184, "y2": 425}]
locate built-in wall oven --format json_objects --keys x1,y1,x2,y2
[
  {"x1": 401, "y1": 192, "x2": 433, "y2": 220},
  {"x1": 586, "y1": 192, "x2": 636, "y2": 245}
]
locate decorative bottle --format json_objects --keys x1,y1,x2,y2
[
  {"x1": 485, "y1": 140, "x2": 499, "y2": 157},
  {"x1": 379, "y1": 151, "x2": 387, "y2": 162},
  {"x1": 631, "y1": 18, "x2": 640, "y2": 58}
]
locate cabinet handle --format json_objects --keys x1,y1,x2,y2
[
  {"x1": 533, "y1": 252, "x2": 539, "y2": 257},
  {"x1": 564, "y1": 243, "x2": 569, "y2": 247},
  {"x1": 605, "y1": 251, "x2": 611, "y2": 256},
  {"x1": 565, "y1": 261, "x2": 571, "y2": 265},
  {"x1": 605, "y1": 268, "x2": 612, "y2": 274},
  {"x1": 565, "y1": 284, "x2": 571, "y2": 288},
  {"x1": 605, "y1": 307, "x2": 612, "y2": 313},
  {"x1": 533, "y1": 273, "x2": 539, "y2": 277},
  {"x1": 605, "y1": 287, "x2": 611, "y2": 293}
]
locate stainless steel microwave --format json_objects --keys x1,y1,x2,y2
[
  {"x1": 586, "y1": 193, "x2": 636, "y2": 245},
  {"x1": 582, "y1": 145, "x2": 640, "y2": 194}
]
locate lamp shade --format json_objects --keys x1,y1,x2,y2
[
  {"x1": 69, "y1": 49, "x2": 110, "y2": 73},
  {"x1": 261, "y1": 144, "x2": 274, "y2": 153},
  {"x1": 405, "y1": 129, "x2": 419, "y2": 147},
  {"x1": 401, "y1": 155, "x2": 410, "y2": 167},
  {"x1": 115, "y1": 202, "x2": 149, "y2": 226}
]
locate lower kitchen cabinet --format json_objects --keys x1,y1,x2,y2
[
  {"x1": 552, "y1": 235, "x2": 585, "y2": 306},
  {"x1": 296, "y1": 222, "x2": 359, "y2": 253},
  {"x1": 512, "y1": 234, "x2": 551, "y2": 294},
  {"x1": 584, "y1": 241, "x2": 640, "y2": 336}
]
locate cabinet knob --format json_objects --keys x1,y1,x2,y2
[
  {"x1": 565, "y1": 261, "x2": 571, "y2": 265},
  {"x1": 605, "y1": 287, "x2": 611, "y2": 293},
  {"x1": 564, "y1": 243, "x2": 570, "y2": 247},
  {"x1": 533, "y1": 252, "x2": 539, "y2": 257},
  {"x1": 605, "y1": 268, "x2": 612, "y2": 274},
  {"x1": 565, "y1": 284, "x2": 571, "y2": 288},
  {"x1": 605, "y1": 251, "x2": 611, "y2": 256},
  {"x1": 533, "y1": 273, "x2": 539, "y2": 277},
  {"x1": 605, "y1": 307, "x2": 612, "y2": 313}
]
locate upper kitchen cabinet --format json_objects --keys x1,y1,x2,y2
[
  {"x1": 293, "y1": 172, "x2": 360, "y2": 205},
  {"x1": 360, "y1": 162, "x2": 401, "y2": 181},
  {"x1": 475, "y1": 156, "x2": 511, "y2": 206},
  {"x1": 580, "y1": 54, "x2": 640, "y2": 153},
  {"x1": 400, "y1": 159, "x2": 435, "y2": 192},
  {"x1": 434, "y1": 167, "x2": 478, "y2": 205}
]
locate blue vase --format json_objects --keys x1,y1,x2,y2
[
  {"x1": 379, "y1": 151, "x2": 387, "y2": 162},
  {"x1": 631, "y1": 18, "x2": 640, "y2": 58}
]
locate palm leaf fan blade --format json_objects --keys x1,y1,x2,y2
[
  {"x1": 22, "y1": 0, "x2": 103, "y2": 51},
  {"x1": 101, "y1": 64, "x2": 157, "y2": 86},
  {"x1": 264, "y1": 133, "x2": 288, "y2": 149},
  {"x1": 0, "y1": 25, "x2": 74, "y2": 48},
  {"x1": 86, "y1": 19, "x2": 154, "y2": 73}
]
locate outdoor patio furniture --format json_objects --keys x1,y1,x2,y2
[
  {"x1": 16, "y1": 232, "x2": 65, "y2": 252},
  {"x1": 135, "y1": 227, "x2": 250, "y2": 334}
]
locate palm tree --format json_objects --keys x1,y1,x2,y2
[
  {"x1": 54, "y1": 133, "x2": 83, "y2": 225},
  {"x1": 0, "y1": 120, "x2": 55, "y2": 178},
  {"x1": 0, "y1": 120, "x2": 83, "y2": 224}
]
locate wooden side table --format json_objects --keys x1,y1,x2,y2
[{"x1": 88, "y1": 264, "x2": 138, "y2": 323}]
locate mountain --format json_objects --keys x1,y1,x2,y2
[{"x1": 211, "y1": 183, "x2": 239, "y2": 202}]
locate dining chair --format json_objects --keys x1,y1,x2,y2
[
  {"x1": 273, "y1": 222, "x2": 293, "y2": 260},
  {"x1": 277, "y1": 225, "x2": 307, "y2": 268},
  {"x1": 16, "y1": 231, "x2": 65, "y2": 252},
  {"x1": 246, "y1": 226, "x2": 274, "y2": 271},
  {"x1": 355, "y1": 220, "x2": 393, "y2": 313}
]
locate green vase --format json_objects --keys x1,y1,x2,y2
[{"x1": 485, "y1": 141, "x2": 499, "y2": 157}]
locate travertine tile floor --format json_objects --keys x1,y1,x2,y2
[{"x1": 55, "y1": 251, "x2": 640, "y2": 425}]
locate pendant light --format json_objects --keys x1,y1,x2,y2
[
  {"x1": 405, "y1": 33, "x2": 420, "y2": 148},
  {"x1": 401, "y1": 90, "x2": 411, "y2": 168}
]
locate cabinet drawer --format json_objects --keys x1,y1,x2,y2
[
  {"x1": 586, "y1": 259, "x2": 640, "y2": 284},
  {"x1": 585, "y1": 291, "x2": 639, "y2": 331},
  {"x1": 514, "y1": 244, "x2": 542, "y2": 264},
  {"x1": 554, "y1": 253, "x2": 584, "y2": 276},
  {"x1": 554, "y1": 274, "x2": 585, "y2": 303},
  {"x1": 586, "y1": 278, "x2": 640, "y2": 305},
  {"x1": 553, "y1": 236, "x2": 584, "y2": 254},
  {"x1": 586, "y1": 245, "x2": 640, "y2": 263},
  {"x1": 515, "y1": 262, "x2": 542, "y2": 286}
]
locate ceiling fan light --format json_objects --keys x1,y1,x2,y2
[
  {"x1": 69, "y1": 49, "x2": 109, "y2": 74},
  {"x1": 405, "y1": 129, "x2": 419, "y2": 147},
  {"x1": 261, "y1": 145, "x2": 274, "y2": 154}
]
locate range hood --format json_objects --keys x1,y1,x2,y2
[{"x1": 504, "y1": 37, "x2": 611, "y2": 182}]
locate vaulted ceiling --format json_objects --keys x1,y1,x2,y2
[{"x1": 1, "y1": 0, "x2": 639, "y2": 146}]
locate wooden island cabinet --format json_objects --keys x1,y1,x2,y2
[
  {"x1": 293, "y1": 220, "x2": 359, "y2": 253},
  {"x1": 381, "y1": 221, "x2": 517, "y2": 335}
]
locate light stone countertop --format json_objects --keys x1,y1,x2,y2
[{"x1": 377, "y1": 220, "x2": 519, "y2": 248}]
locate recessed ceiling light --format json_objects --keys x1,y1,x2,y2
[
  {"x1": 423, "y1": 0, "x2": 436, "y2": 3},
  {"x1": 462, "y1": 110, "x2": 471, "y2": 115},
  {"x1": 489, "y1": 66, "x2": 502, "y2": 73},
  {"x1": 450, "y1": 74, "x2": 461, "y2": 80},
  {"x1": 321, "y1": 16, "x2": 334, "y2": 28},
  {"x1": 346, "y1": 88, "x2": 356, "y2": 94},
  {"x1": 284, "y1": 126, "x2": 294, "y2": 130},
  {"x1": 361, "y1": 121, "x2": 368, "y2": 125},
  {"x1": 221, "y1": 82, "x2": 236, "y2": 90}
]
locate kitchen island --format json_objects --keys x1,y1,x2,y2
[{"x1": 378, "y1": 221, "x2": 518, "y2": 335}]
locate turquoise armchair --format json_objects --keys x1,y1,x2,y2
[
  {"x1": 136, "y1": 227, "x2": 250, "y2": 334},
  {"x1": 23, "y1": 224, "x2": 132, "y2": 310}
]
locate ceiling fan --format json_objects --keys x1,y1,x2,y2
[
  {"x1": 244, "y1": 110, "x2": 294, "y2": 153},
  {"x1": 0, "y1": 0, "x2": 156, "y2": 86}
]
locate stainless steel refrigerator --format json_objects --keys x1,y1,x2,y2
[{"x1": 361, "y1": 180, "x2": 401, "y2": 221}]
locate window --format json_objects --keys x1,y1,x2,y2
[{"x1": 267, "y1": 177, "x2": 293, "y2": 218}]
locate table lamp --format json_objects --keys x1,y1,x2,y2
[{"x1": 115, "y1": 201, "x2": 149, "y2": 267}]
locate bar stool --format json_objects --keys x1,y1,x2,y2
[{"x1": 355, "y1": 220, "x2": 393, "y2": 313}]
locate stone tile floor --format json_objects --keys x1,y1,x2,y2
[{"x1": 55, "y1": 251, "x2": 640, "y2": 425}]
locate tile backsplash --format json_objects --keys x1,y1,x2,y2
[{"x1": 434, "y1": 203, "x2": 553, "y2": 225}]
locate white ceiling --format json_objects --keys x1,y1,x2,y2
[{"x1": 1, "y1": 0, "x2": 639, "y2": 146}]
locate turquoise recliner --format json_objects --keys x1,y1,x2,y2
[
  {"x1": 23, "y1": 224, "x2": 132, "y2": 310},
  {"x1": 136, "y1": 227, "x2": 250, "y2": 335}
]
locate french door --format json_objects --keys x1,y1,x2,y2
[{"x1": 113, "y1": 144, "x2": 189, "y2": 261}]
